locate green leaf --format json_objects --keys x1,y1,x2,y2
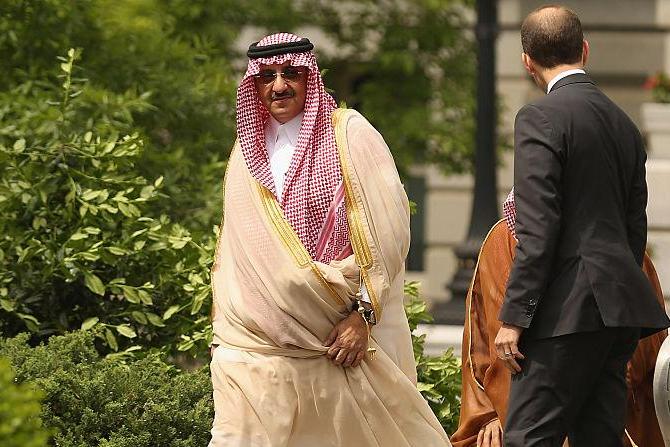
[
  {"x1": 417, "y1": 382, "x2": 435, "y2": 393},
  {"x1": 105, "y1": 328, "x2": 119, "y2": 351},
  {"x1": 81, "y1": 190, "x2": 101, "y2": 201},
  {"x1": 16, "y1": 313, "x2": 40, "y2": 332},
  {"x1": 84, "y1": 272, "x2": 105, "y2": 296},
  {"x1": 146, "y1": 312, "x2": 165, "y2": 327},
  {"x1": 138, "y1": 290, "x2": 153, "y2": 305},
  {"x1": 0, "y1": 298, "x2": 15, "y2": 312},
  {"x1": 107, "y1": 246, "x2": 127, "y2": 256},
  {"x1": 131, "y1": 311, "x2": 148, "y2": 324},
  {"x1": 120, "y1": 286, "x2": 140, "y2": 304},
  {"x1": 177, "y1": 340, "x2": 195, "y2": 351},
  {"x1": 103, "y1": 141, "x2": 116, "y2": 154},
  {"x1": 32, "y1": 216, "x2": 47, "y2": 230},
  {"x1": 78, "y1": 251, "x2": 100, "y2": 261},
  {"x1": 117, "y1": 202, "x2": 132, "y2": 217},
  {"x1": 69, "y1": 231, "x2": 88, "y2": 241},
  {"x1": 131, "y1": 229, "x2": 147, "y2": 238},
  {"x1": 140, "y1": 185, "x2": 154, "y2": 198},
  {"x1": 81, "y1": 317, "x2": 99, "y2": 331},
  {"x1": 116, "y1": 325, "x2": 137, "y2": 338},
  {"x1": 163, "y1": 305, "x2": 180, "y2": 320},
  {"x1": 83, "y1": 226, "x2": 101, "y2": 234},
  {"x1": 13, "y1": 138, "x2": 26, "y2": 152},
  {"x1": 84, "y1": 131, "x2": 92, "y2": 143},
  {"x1": 190, "y1": 288, "x2": 209, "y2": 315}
]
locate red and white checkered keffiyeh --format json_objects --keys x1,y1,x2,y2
[
  {"x1": 236, "y1": 33, "x2": 349, "y2": 263},
  {"x1": 503, "y1": 187, "x2": 517, "y2": 239}
]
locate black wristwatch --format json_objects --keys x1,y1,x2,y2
[{"x1": 353, "y1": 299, "x2": 377, "y2": 326}]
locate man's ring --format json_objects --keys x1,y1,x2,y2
[{"x1": 505, "y1": 353, "x2": 513, "y2": 357}]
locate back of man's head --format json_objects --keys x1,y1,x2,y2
[{"x1": 521, "y1": 5, "x2": 584, "y2": 69}]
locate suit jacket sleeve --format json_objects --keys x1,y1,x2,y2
[
  {"x1": 499, "y1": 104, "x2": 564, "y2": 328},
  {"x1": 626, "y1": 137, "x2": 648, "y2": 266}
]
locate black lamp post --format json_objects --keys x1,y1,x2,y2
[{"x1": 435, "y1": 0, "x2": 499, "y2": 324}]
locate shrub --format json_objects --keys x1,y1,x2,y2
[
  {"x1": 0, "y1": 286, "x2": 460, "y2": 445},
  {"x1": 0, "y1": 50, "x2": 213, "y2": 356},
  {"x1": 405, "y1": 281, "x2": 462, "y2": 434},
  {"x1": 0, "y1": 332, "x2": 213, "y2": 447},
  {"x1": 0, "y1": 357, "x2": 49, "y2": 447}
]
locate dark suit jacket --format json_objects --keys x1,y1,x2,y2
[{"x1": 499, "y1": 73, "x2": 670, "y2": 339}]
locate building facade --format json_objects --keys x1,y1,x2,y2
[{"x1": 409, "y1": 0, "x2": 670, "y2": 311}]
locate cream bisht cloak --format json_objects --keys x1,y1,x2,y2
[{"x1": 209, "y1": 109, "x2": 451, "y2": 447}]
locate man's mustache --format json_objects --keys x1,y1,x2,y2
[{"x1": 271, "y1": 91, "x2": 295, "y2": 101}]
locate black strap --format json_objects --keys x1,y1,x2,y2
[{"x1": 247, "y1": 38, "x2": 314, "y2": 59}]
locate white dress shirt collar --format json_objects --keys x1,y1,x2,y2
[
  {"x1": 546, "y1": 68, "x2": 586, "y2": 94},
  {"x1": 266, "y1": 112, "x2": 303, "y2": 148},
  {"x1": 264, "y1": 112, "x2": 304, "y2": 199}
]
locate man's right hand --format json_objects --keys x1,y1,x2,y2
[{"x1": 477, "y1": 418, "x2": 502, "y2": 447}]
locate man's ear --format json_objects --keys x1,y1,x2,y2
[
  {"x1": 522, "y1": 52, "x2": 534, "y2": 76},
  {"x1": 581, "y1": 40, "x2": 590, "y2": 67}
]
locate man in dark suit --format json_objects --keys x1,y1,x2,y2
[{"x1": 493, "y1": 5, "x2": 670, "y2": 446}]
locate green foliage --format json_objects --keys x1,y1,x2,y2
[
  {"x1": 316, "y1": 0, "x2": 477, "y2": 175},
  {"x1": 0, "y1": 357, "x2": 49, "y2": 447},
  {"x1": 0, "y1": 0, "x2": 235, "y2": 232},
  {"x1": 0, "y1": 50, "x2": 214, "y2": 356},
  {"x1": 0, "y1": 1, "x2": 471, "y2": 434},
  {"x1": 0, "y1": 331, "x2": 213, "y2": 447},
  {"x1": 0, "y1": 0, "x2": 475, "y2": 232},
  {"x1": 168, "y1": 0, "x2": 478, "y2": 176},
  {"x1": 405, "y1": 281, "x2": 462, "y2": 434},
  {"x1": 645, "y1": 72, "x2": 670, "y2": 103}
]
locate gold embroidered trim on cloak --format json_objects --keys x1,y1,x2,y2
[
  {"x1": 466, "y1": 219, "x2": 507, "y2": 392},
  {"x1": 257, "y1": 183, "x2": 345, "y2": 307},
  {"x1": 211, "y1": 141, "x2": 240, "y2": 322},
  {"x1": 332, "y1": 108, "x2": 383, "y2": 320},
  {"x1": 211, "y1": 141, "x2": 238, "y2": 272}
]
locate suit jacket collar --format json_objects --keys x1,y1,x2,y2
[{"x1": 549, "y1": 73, "x2": 594, "y2": 93}]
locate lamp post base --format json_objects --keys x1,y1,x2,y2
[{"x1": 434, "y1": 239, "x2": 481, "y2": 325}]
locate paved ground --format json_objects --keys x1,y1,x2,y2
[{"x1": 416, "y1": 324, "x2": 464, "y2": 357}]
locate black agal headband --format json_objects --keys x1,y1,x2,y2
[{"x1": 247, "y1": 38, "x2": 314, "y2": 59}]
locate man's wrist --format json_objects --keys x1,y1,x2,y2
[{"x1": 352, "y1": 299, "x2": 377, "y2": 325}]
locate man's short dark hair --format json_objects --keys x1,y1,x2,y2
[{"x1": 521, "y1": 5, "x2": 584, "y2": 68}]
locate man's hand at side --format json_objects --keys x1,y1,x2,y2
[
  {"x1": 477, "y1": 418, "x2": 503, "y2": 447},
  {"x1": 324, "y1": 312, "x2": 368, "y2": 367},
  {"x1": 494, "y1": 324, "x2": 525, "y2": 374}
]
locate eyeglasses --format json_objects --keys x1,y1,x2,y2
[{"x1": 253, "y1": 67, "x2": 306, "y2": 85}]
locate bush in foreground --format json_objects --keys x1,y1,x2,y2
[
  {"x1": 406, "y1": 281, "x2": 462, "y2": 434},
  {"x1": 0, "y1": 332, "x2": 212, "y2": 447},
  {"x1": 0, "y1": 286, "x2": 462, "y2": 445},
  {"x1": 0, "y1": 357, "x2": 48, "y2": 447},
  {"x1": 0, "y1": 50, "x2": 213, "y2": 356}
]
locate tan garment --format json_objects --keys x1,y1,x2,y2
[
  {"x1": 451, "y1": 220, "x2": 666, "y2": 447},
  {"x1": 209, "y1": 108, "x2": 450, "y2": 446}
]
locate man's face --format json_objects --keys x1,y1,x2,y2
[{"x1": 254, "y1": 61, "x2": 308, "y2": 124}]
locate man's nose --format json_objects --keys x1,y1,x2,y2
[{"x1": 272, "y1": 74, "x2": 288, "y2": 92}]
